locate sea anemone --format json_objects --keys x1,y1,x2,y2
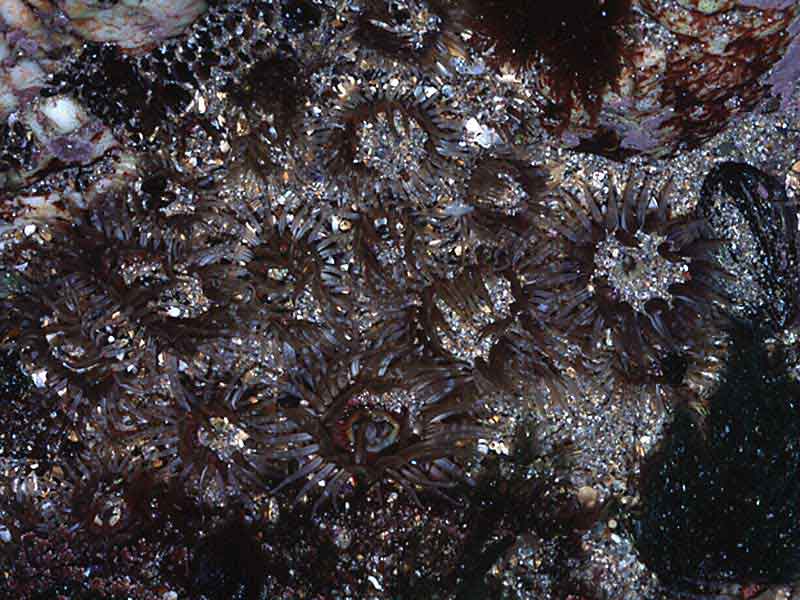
[
  {"x1": 352, "y1": 202, "x2": 419, "y2": 294},
  {"x1": 307, "y1": 70, "x2": 465, "y2": 201},
  {"x1": 421, "y1": 266, "x2": 566, "y2": 401},
  {"x1": 0, "y1": 183, "x2": 250, "y2": 413},
  {"x1": 414, "y1": 155, "x2": 549, "y2": 277},
  {"x1": 124, "y1": 360, "x2": 281, "y2": 506},
  {"x1": 64, "y1": 446, "x2": 158, "y2": 539},
  {"x1": 351, "y1": 0, "x2": 465, "y2": 70},
  {"x1": 264, "y1": 356, "x2": 491, "y2": 512},
  {"x1": 220, "y1": 197, "x2": 359, "y2": 353},
  {"x1": 226, "y1": 48, "x2": 310, "y2": 146},
  {"x1": 540, "y1": 174, "x2": 729, "y2": 383},
  {"x1": 463, "y1": 156, "x2": 548, "y2": 236}
]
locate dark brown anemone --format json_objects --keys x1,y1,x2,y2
[
  {"x1": 352, "y1": 0, "x2": 465, "y2": 68},
  {"x1": 421, "y1": 264, "x2": 569, "y2": 402},
  {"x1": 308, "y1": 75, "x2": 464, "y2": 200},
  {"x1": 463, "y1": 0, "x2": 633, "y2": 127},
  {"x1": 464, "y1": 157, "x2": 548, "y2": 231},
  {"x1": 64, "y1": 447, "x2": 158, "y2": 539},
  {"x1": 125, "y1": 359, "x2": 280, "y2": 506},
  {"x1": 415, "y1": 156, "x2": 549, "y2": 276},
  {"x1": 542, "y1": 175, "x2": 729, "y2": 381},
  {"x1": 353, "y1": 202, "x2": 419, "y2": 293},
  {"x1": 226, "y1": 48, "x2": 310, "y2": 145},
  {"x1": 213, "y1": 199, "x2": 359, "y2": 353},
  {"x1": 264, "y1": 357, "x2": 491, "y2": 512}
]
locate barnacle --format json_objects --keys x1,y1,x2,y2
[
  {"x1": 307, "y1": 70, "x2": 464, "y2": 202},
  {"x1": 265, "y1": 357, "x2": 491, "y2": 512},
  {"x1": 1, "y1": 93, "x2": 118, "y2": 186},
  {"x1": 0, "y1": 1, "x2": 76, "y2": 123},
  {"x1": 542, "y1": 174, "x2": 728, "y2": 383}
]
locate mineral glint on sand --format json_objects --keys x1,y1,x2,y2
[{"x1": 1, "y1": 1, "x2": 799, "y2": 599}]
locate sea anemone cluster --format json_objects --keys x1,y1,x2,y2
[
  {"x1": 1, "y1": 0, "x2": 799, "y2": 598},
  {"x1": 266, "y1": 354, "x2": 492, "y2": 512}
]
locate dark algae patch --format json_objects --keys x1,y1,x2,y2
[
  {"x1": 634, "y1": 321, "x2": 800, "y2": 591},
  {"x1": 464, "y1": 0, "x2": 632, "y2": 125}
]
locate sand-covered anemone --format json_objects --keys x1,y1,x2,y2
[
  {"x1": 413, "y1": 155, "x2": 549, "y2": 278},
  {"x1": 263, "y1": 356, "x2": 492, "y2": 512},
  {"x1": 540, "y1": 174, "x2": 729, "y2": 383},
  {"x1": 226, "y1": 48, "x2": 310, "y2": 146},
  {"x1": 205, "y1": 190, "x2": 361, "y2": 354},
  {"x1": 420, "y1": 266, "x2": 568, "y2": 401},
  {"x1": 123, "y1": 359, "x2": 283, "y2": 506},
  {"x1": 62, "y1": 446, "x2": 160, "y2": 539},
  {"x1": 350, "y1": 0, "x2": 465, "y2": 69},
  {"x1": 306, "y1": 70, "x2": 465, "y2": 201}
]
